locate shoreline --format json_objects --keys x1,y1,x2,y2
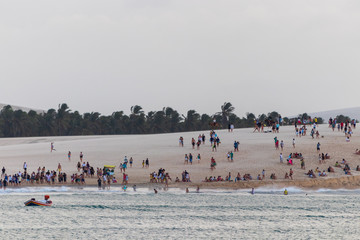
[{"x1": 2, "y1": 175, "x2": 360, "y2": 191}]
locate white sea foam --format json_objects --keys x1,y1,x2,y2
[{"x1": 0, "y1": 185, "x2": 359, "y2": 196}]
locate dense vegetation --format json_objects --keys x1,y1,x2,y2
[{"x1": 0, "y1": 103, "x2": 327, "y2": 137}]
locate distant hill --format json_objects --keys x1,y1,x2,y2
[
  {"x1": 0, "y1": 103, "x2": 44, "y2": 114},
  {"x1": 289, "y1": 107, "x2": 360, "y2": 121}
]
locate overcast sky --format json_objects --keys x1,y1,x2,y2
[{"x1": 1, "y1": 0, "x2": 359, "y2": 117}]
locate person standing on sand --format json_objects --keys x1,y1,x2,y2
[
  {"x1": 77, "y1": 162, "x2": 81, "y2": 172},
  {"x1": 292, "y1": 139, "x2": 295, "y2": 148},
  {"x1": 262, "y1": 169, "x2": 265, "y2": 179},
  {"x1": 233, "y1": 141, "x2": 238, "y2": 152},
  {"x1": 122, "y1": 162, "x2": 127, "y2": 173},
  {"x1": 68, "y1": 151, "x2": 71, "y2": 161},
  {"x1": 301, "y1": 159, "x2": 305, "y2": 169},
  {"x1": 80, "y1": 152, "x2": 84, "y2": 162},
  {"x1": 23, "y1": 162, "x2": 27, "y2": 172},
  {"x1": 51, "y1": 142, "x2": 56, "y2": 152},
  {"x1": 97, "y1": 177, "x2": 102, "y2": 190},
  {"x1": 280, "y1": 140, "x2": 284, "y2": 151},
  {"x1": 317, "y1": 142, "x2": 321, "y2": 152},
  {"x1": 280, "y1": 153, "x2": 283, "y2": 163},
  {"x1": 275, "y1": 140, "x2": 279, "y2": 150},
  {"x1": 197, "y1": 154, "x2": 201, "y2": 163},
  {"x1": 179, "y1": 137, "x2": 184, "y2": 147},
  {"x1": 142, "y1": 160, "x2": 145, "y2": 168},
  {"x1": 129, "y1": 157, "x2": 133, "y2": 167},
  {"x1": 212, "y1": 143, "x2": 217, "y2": 152},
  {"x1": 210, "y1": 157, "x2": 216, "y2": 170},
  {"x1": 289, "y1": 168, "x2": 293, "y2": 180},
  {"x1": 184, "y1": 154, "x2": 188, "y2": 165},
  {"x1": 145, "y1": 158, "x2": 149, "y2": 168}
]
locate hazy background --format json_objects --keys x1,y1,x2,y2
[{"x1": 1, "y1": 0, "x2": 359, "y2": 117}]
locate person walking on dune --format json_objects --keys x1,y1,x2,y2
[
  {"x1": 80, "y1": 152, "x2": 84, "y2": 162},
  {"x1": 51, "y1": 142, "x2": 56, "y2": 152}
]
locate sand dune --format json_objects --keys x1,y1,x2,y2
[
  {"x1": 0, "y1": 124, "x2": 360, "y2": 188},
  {"x1": 0, "y1": 103, "x2": 44, "y2": 113},
  {"x1": 288, "y1": 106, "x2": 360, "y2": 120}
]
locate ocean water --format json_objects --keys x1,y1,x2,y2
[{"x1": 0, "y1": 187, "x2": 359, "y2": 239}]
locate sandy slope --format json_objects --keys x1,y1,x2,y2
[{"x1": 0, "y1": 124, "x2": 360, "y2": 188}]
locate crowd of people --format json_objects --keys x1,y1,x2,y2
[
  {"x1": 1, "y1": 115, "x2": 360, "y2": 191},
  {"x1": 0, "y1": 165, "x2": 70, "y2": 190},
  {"x1": 149, "y1": 168, "x2": 171, "y2": 186}
]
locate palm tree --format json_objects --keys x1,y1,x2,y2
[
  {"x1": 39, "y1": 109, "x2": 56, "y2": 136},
  {"x1": 27, "y1": 110, "x2": 40, "y2": 136},
  {"x1": 0, "y1": 105, "x2": 14, "y2": 137},
  {"x1": 164, "y1": 107, "x2": 182, "y2": 132},
  {"x1": 110, "y1": 111, "x2": 126, "y2": 134},
  {"x1": 129, "y1": 106, "x2": 145, "y2": 133},
  {"x1": 83, "y1": 112, "x2": 101, "y2": 134},
  {"x1": 183, "y1": 110, "x2": 200, "y2": 131},
  {"x1": 68, "y1": 111, "x2": 83, "y2": 135},
  {"x1": 152, "y1": 110, "x2": 167, "y2": 133},
  {"x1": 130, "y1": 105, "x2": 144, "y2": 115},
  {"x1": 56, "y1": 103, "x2": 71, "y2": 135},
  {"x1": 12, "y1": 110, "x2": 30, "y2": 137},
  {"x1": 217, "y1": 102, "x2": 235, "y2": 128},
  {"x1": 200, "y1": 114, "x2": 211, "y2": 130},
  {"x1": 246, "y1": 112, "x2": 256, "y2": 127},
  {"x1": 268, "y1": 111, "x2": 280, "y2": 122}
]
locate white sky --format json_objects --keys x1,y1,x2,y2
[{"x1": 1, "y1": 0, "x2": 359, "y2": 117}]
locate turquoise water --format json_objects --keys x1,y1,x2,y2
[{"x1": 0, "y1": 187, "x2": 359, "y2": 239}]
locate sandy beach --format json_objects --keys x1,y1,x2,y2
[{"x1": 1, "y1": 124, "x2": 360, "y2": 189}]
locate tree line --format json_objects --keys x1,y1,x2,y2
[{"x1": 0, "y1": 102, "x2": 334, "y2": 138}]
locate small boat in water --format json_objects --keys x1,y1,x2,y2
[{"x1": 24, "y1": 195, "x2": 52, "y2": 207}]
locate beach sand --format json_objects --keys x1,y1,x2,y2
[{"x1": 1, "y1": 124, "x2": 360, "y2": 189}]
